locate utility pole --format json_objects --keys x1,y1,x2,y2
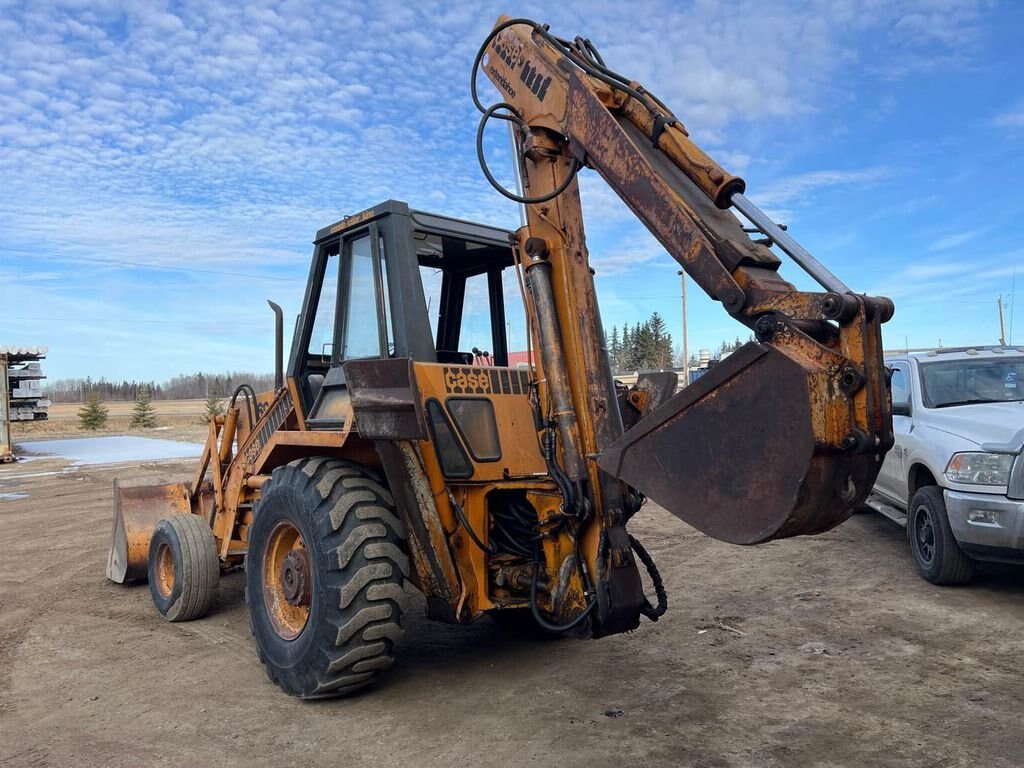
[
  {"x1": 999, "y1": 295, "x2": 1007, "y2": 346},
  {"x1": 677, "y1": 270, "x2": 688, "y2": 386},
  {"x1": 1011, "y1": 268, "x2": 1017, "y2": 345}
]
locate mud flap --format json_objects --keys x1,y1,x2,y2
[
  {"x1": 106, "y1": 480, "x2": 192, "y2": 583},
  {"x1": 598, "y1": 343, "x2": 882, "y2": 545}
]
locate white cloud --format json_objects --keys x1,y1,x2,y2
[
  {"x1": 751, "y1": 168, "x2": 892, "y2": 208},
  {"x1": 929, "y1": 228, "x2": 987, "y2": 251},
  {"x1": 0, "y1": 0, "x2": 1001, "y2": 378},
  {"x1": 993, "y1": 107, "x2": 1024, "y2": 129}
]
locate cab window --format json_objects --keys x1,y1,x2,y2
[
  {"x1": 341, "y1": 235, "x2": 381, "y2": 360},
  {"x1": 890, "y1": 367, "x2": 909, "y2": 405},
  {"x1": 307, "y1": 252, "x2": 339, "y2": 360}
]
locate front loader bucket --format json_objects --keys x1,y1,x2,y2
[
  {"x1": 599, "y1": 343, "x2": 883, "y2": 545},
  {"x1": 106, "y1": 480, "x2": 191, "y2": 583}
]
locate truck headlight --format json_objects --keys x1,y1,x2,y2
[{"x1": 944, "y1": 452, "x2": 1013, "y2": 486}]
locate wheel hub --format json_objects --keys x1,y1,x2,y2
[
  {"x1": 281, "y1": 548, "x2": 311, "y2": 606},
  {"x1": 915, "y1": 508, "x2": 935, "y2": 562},
  {"x1": 263, "y1": 520, "x2": 311, "y2": 640},
  {"x1": 155, "y1": 541, "x2": 175, "y2": 599}
]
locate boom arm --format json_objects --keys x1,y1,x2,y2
[{"x1": 479, "y1": 18, "x2": 893, "y2": 546}]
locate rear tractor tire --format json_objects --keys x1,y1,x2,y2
[
  {"x1": 246, "y1": 457, "x2": 408, "y2": 699},
  {"x1": 148, "y1": 514, "x2": 220, "y2": 622}
]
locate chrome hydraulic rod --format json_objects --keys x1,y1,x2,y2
[
  {"x1": 523, "y1": 239, "x2": 587, "y2": 482},
  {"x1": 730, "y1": 192, "x2": 850, "y2": 295}
]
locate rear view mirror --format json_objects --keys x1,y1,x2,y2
[{"x1": 892, "y1": 401, "x2": 912, "y2": 417}]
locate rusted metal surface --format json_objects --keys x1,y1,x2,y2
[
  {"x1": 599, "y1": 342, "x2": 882, "y2": 544},
  {"x1": 375, "y1": 441, "x2": 462, "y2": 620},
  {"x1": 618, "y1": 98, "x2": 746, "y2": 209},
  {"x1": 484, "y1": 17, "x2": 893, "y2": 562},
  {"x1": 618, "y1": 371, "x2": 679, "y2": 431},
  {"x1": 563, "y1": 70, "x2": 747, "y2": 315},
  {"x1": 218, "y1": 407, "x2": 238, "y2": 465},
  {"x1": 281, "y1": 548, "x2": 312, "y2": 607},
  {"x1": 523, "y1": 247, "x2": 586, "y2": 481},
  {"x1": 153, "y1": 540, "x2": 175, "y2": 599},
  {"x1": 262, "y1": 520, "x2": 310, "y2": 640},
  {"x1": 412, "y1": 362, "x2": 547, "y2": 482},
  {"x1": 106, "y1": 481, "x2": 191, "y2": 583},
  {"x1": 344, "y1": 357, "x2": 427, "y2": 441}
]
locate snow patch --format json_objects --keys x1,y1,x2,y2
[{"x1": 17, "y1": 436, "x2": 202, "y2": 466}]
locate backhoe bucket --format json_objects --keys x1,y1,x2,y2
[
  {"x1": 106, "y1": 480, "x2": 192, "y2": 583},
  {"x1": 599, "y1": 343, "x2": 883, "y2": 545}
]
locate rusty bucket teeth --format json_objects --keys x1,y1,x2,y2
[
  {"x1": 599, "y1": 342, "x2": 883, "y2": 545},
  {"x1": 106, "y1": 480, "x2": 192, "y2": 583}
]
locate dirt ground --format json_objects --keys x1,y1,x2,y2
[{"x1": 2, "y1": 431, "x2": 1024, "y2": 767}]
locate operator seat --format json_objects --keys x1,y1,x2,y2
[{"x1": 306, "y1": 373, "x2": 325, "y2": 401}]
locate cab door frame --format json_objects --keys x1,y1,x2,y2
[{"x1": 876, "y1": 359, "x2": 912, "y2": 503}]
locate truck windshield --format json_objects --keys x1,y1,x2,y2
[{"x1": 920, "y1": 358, "x2": 1024, "y2": 407}]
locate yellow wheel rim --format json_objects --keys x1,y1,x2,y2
[
  {"x1": 155, "y1": 541, "x2": 175, "y2": 599},
  {"x1": 263, "y1": 521, "x2": 311, "y2": 640}
]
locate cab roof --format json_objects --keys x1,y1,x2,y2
[{"x1": 886, "y1": 346, "x2": 1024, "y2": 363}]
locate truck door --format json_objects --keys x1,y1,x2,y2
[{"x1": 875, "y1": 362, "x2": 911, "y2": 502}]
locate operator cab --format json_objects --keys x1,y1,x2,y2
[{"x1": 288, "y1": 200, "x2": 526, "y2": 427}]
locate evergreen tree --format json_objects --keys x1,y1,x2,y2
[
  {"x1": 609, "y1": 326, "x2": 621, "y2": 373},
  {"x1": 78, "y1": 391, "x2": 108, "y2": 430},
  {"x1": 626, "y1": 323, "x2": 641, "y2": 370},
  {"x1": 647, "y1": 312, "x2": 673, "y2": 368},
  {"x1": 634, "y1": 321, "x2": 651, "y2": 367},
  {"x1": 621, "y1": 324, "x2": 633, "y2": 370},
  {"x1": 203, "y1": 385, "x2": 225, "y2": 423},
  {"x1": 129, "y1": 385, "x2": 158, "y2": 428}
]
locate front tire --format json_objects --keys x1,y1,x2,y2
[
  {"x1": 246, "y1": 457, "x2": 408, "y2": 698},
  {"x1": 907, "y1": 486, "x2": 974, "y2": 585},
  {"x1": 148, "y1": 514, "x2": 219, "y2": 622}
]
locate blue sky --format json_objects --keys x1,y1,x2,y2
[{"x1": 2, "y1": 0, "x2": 1023, "y2": 382}]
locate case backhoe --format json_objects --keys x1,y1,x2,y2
[{"x1": 107, "y1": 17, "x2": 893, "y2": 698}]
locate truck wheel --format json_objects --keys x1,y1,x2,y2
[
  {"x1": 148, "y1": 514, "x2": 219, "y2": 622},
  {"x1": 246, "y1": 457, "x2": 408, "y2": 698},
  {"x1": 907, "y1": 486, "x2": 974, "y2": 585}
]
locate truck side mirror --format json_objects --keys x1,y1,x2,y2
[{"x1": 892, "y1": 401, "x2": 912, "y2": 417}]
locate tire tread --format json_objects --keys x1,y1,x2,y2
[
  {"x1": 909, "y1": 486, "x2": 975, "y2": 586},
  {"x1": 151, "y1": 514, "x2": 219, "y2": 622},
  {"x1": 248, "y1": 458, "x2": 406, "y2": 698}
]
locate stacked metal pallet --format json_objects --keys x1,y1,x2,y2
[
  {"x1": 0, "y1": 346, "x2": 49, "y2": 462},
  {"x1": 0, "y1": 354, "x2": 10, "y2": 462}
]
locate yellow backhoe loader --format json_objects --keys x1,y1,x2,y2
[{"x1": 107, "y1": 17, "x2": 893, "y2": 698}]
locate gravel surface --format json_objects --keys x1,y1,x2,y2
[{"x1": 1, "y1": 448, "x2": 1023, "y2": 767}]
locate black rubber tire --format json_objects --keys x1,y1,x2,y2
[
  {"x1": 907, "y1": 486, "x2": 975, "y2": 585},
  {"x1": 246, "y1": 457, "x2": 408, "y2": 698},
  {"x1": 148, "y1": 514, "x2": 219, "y2": 622}
]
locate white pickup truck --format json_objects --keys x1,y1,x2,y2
[{"x1": 868, "y1": 346, "x2": 1024, "y2": 584}]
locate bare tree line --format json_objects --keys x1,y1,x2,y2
[{"x1": 46, "y1": 371, "x2": 276, "y2": 403}]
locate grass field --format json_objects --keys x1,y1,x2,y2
[{"x1": 13, "y1": 399, "x2": 210, "y2": 441}]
